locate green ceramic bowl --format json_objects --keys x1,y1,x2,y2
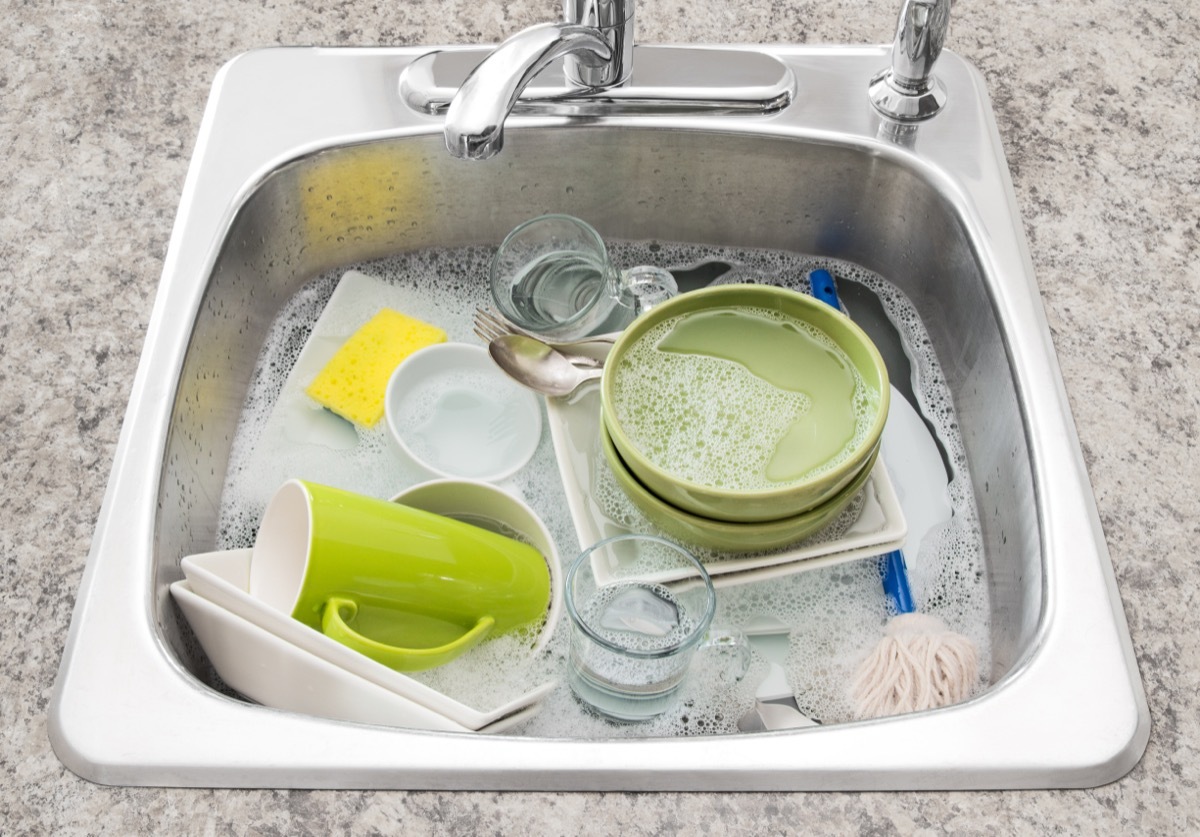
[
  {"x1": 601, "y1": 424, "x2": 878, "y2": 553},
  {"x1": 600, "y1": 284, "x2": 889, "y2": 523}
]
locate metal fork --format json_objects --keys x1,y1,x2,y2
[{"x1": 472, "y1": 307, "x2": 618, "y2": 363}]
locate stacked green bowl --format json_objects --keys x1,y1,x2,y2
[{"x1": 600, "y1": 283, "x2": 889, "y2": 537}]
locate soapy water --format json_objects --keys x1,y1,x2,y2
[
  {"x1": 612, "y1": 306, "x2": 880, "y2": 489},
  {"x1": 214, "y1": 241, "x2": 989, "y2": 737},
  {"x1": 570, "y1": 583, "x2": 704, "y2": 721},
  {"x1": 506, "y1": 249, "x2": 611, "y2": 331},
  {"x1": 588, "y1": 583, "x2": 688, "y2": 648},
  {"x1": 392, "y1": 368, "x2": 528, "y2": 479}
]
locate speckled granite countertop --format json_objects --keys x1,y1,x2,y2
[{"x1": 3, "y1": 0, "x2": 1197, "y2": 832}]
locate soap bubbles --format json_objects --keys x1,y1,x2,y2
[{"x1": 215, "y1": 239, "x2": 988, "y2": 735}]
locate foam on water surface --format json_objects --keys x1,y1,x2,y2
[
  {"x1": 215, "y1": 241, "x2": 990, "y2": 737},
  {"x1": 595, "y1": 584, "x2": 682, "y2": 640},
  {"x1": 612, "y1": 305, "x2": 880, "y2": 489}
]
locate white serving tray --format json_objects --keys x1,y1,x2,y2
[
  {"x1": 170, "y1": 580, "x2": 538, "y2": 734},
  {"x1": 547, "y1": 384, "x2": 912, "y2": 587},
  {"x1": 232, "y1": 270, "x2": 439, "y2": 503},
  {"x1": 180, "y1": 549, "x2": 557, "y2": 731}
]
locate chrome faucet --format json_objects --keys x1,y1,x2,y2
[
  {"x1": 400, "y1": 0, "x2": 793, "y2": 160},
  {"x1": 408, "y1": 0, "x2": 952, "y2": 159},
  {"x1": 445, "y1": 0, "x2": 634, "y2": 159},
  {"x1": 869, "y1": 0, "x2": 951, "y2": 121}
]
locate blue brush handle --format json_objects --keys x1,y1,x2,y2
[
  {"x1": 879, "y1": 549, "x2": 916, "y2": 614},
  {"x1": 808, "y1": 269, "x2": 842, "y2": 312},
  {"x1": 808, "y1": 269, "x2": 917, "y2": 615}
]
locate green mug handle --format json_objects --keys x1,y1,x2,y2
[{"x1": 321, "y1": 596, "x2": 496, "y2": 671}]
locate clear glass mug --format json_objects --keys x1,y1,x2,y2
[
  {"x1": 489, "y1": 214, "x2": 678, "y2": 341},
  {"x1": 564, "y1": 534, "x2": 748, "y2": 722}
]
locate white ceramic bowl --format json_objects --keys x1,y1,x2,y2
[{"x1": 384, "y1": 342, "x2": 542, "y2": 482}]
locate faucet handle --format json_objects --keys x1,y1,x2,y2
[
  {"x1": 868, "y1": 0, "x2": 950, "y2": 121},
  {"x1": 563, "y1": 0, "x2": 634, "y2": 88}
]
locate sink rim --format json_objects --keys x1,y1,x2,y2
[{"x1": 48, "y1": 44, "x2": 1149, "y2": 790}]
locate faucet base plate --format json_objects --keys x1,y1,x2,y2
[
  {"x1": 401, "y1": 45, "x2": 795, "y2": 116},
  {"x1": 868, "y1": 69, "x2": 948, "y2": 121}
]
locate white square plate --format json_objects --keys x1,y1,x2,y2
[{"x1": 547, "y1": 384, "x2": 913, "y2": 587}]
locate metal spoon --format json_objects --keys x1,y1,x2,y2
[
  {"x1": 487, "y1": 334, "x2": 604, "y2": 398},
  {"x1": 473, "y1": 307, "x2": 617, "y2": 364}
]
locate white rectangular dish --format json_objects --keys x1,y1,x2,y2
[
  {"x1": 547, "y1": 384, "x2": 909, "y2": 587},
  {"x1": 170, "y1": 581, "x2": 538, "y2": 734},
  {"x1": 230, "y1": 270, "x2": 437, "y2": 504},
  {"x1": 180, "y1": 549, "x2": 557, "y2": 731}
]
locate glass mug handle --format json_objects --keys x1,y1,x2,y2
[
  {"x1": 321, "y1": 596, "x2": 496, "y2": 671},
  {"x1": 615, "y1": 265, "x2": 678, "y2": 317},
  {"x1": 698, "y1": 625, "x2": 753, "y2": 685}
]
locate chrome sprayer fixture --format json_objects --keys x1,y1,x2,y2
[
  {"x1": 399, "y1": 0, "x2": 952, "y2": 159},
  {"x1": 868, "y1": 0, "x2": 951, "y2": 121}
]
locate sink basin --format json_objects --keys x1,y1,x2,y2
[{"x1": 49, "y1": 44, "x2": 1149, "y2": 789}]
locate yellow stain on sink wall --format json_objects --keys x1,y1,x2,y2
[
  {"x1": 305, "y1": 308, "x2": 446, "y2": 427},
  {"x1": 299, "y1": 143, "x2": 427, "y2": 244}
]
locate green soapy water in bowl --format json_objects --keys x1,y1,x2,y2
[
  {"x1": 614, "y1": 306, "x2": 874, "y2": 489},
  {"x1": 656, "y1": 308, "x2": 860, "y2": 482}
]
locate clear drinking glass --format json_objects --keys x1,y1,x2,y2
[
  {"x1": 489, "y1": 214, "x2": 677, "y2": 341},
  {"x1": 564, "y1": 534, "x2": 717, "y2": 721}
]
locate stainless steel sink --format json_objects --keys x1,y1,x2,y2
[{"x1": 48, "y1": 44, "x2": 1149, "y2": 789}]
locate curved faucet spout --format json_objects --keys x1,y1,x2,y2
[{"x1": 445, "y1": 23, "x2": 613, "y2": 160}]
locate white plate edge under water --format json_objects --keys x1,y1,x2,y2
[
  {"x1": 547, "y1": 382, "x2": 948, "y2": 588},
  {"x1": 179, "y1": 549, "x2": 558, "y2": 731},
  {"x1": 169, "y1": 579, "x2": 540, "y2": 734}
]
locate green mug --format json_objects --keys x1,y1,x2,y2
[{"x1": 248, "y1": 479, "x2": 552, "y2": 671}]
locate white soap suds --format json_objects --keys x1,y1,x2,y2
[
  {"x1": 214, "y1": 241, "x2": 990, "y2": 736},
  {"x1": 611, "y1": 306, "x2": 880, "y2": 491}
]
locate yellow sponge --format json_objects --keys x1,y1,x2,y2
[{"x1": 305, "y1": 308, "x2": 446, "y2": 427}]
